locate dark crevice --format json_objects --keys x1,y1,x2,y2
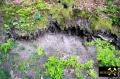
[
  {"x1": 63, "y1": 4, "x2": 68, "y2": 8},
  {"x1": 3, "y1": 17, "x2": 120, "y2": 49}
]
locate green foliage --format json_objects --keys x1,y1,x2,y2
[
  {"x1": 15, "y1": 61, "x2": 29, "y2": 73},
  {"x1": 96, "y1": 0, "x2": 120, "y2": 26},
  {"x1": 89, "y1": 69, "x2": 97, "y2": 79},
  {"x1": 74, "y1": 60, "x2": 96, "y2": 79},
  {"x1": 1, "y1": 0, "x2": 75, "y2": 33},
  {"x1": 0, "y1": 68, "x2": 11, "y2": 79},
  {"x1": 90, "y1": 16, "x2": 112, "y2": 30},
  {"x1": 49, "y1": 0, "x2": 74, "y2": 29},
  {"x1": 1, "y1": 1, "x2": 50, "y2": 35},
  {"x1": 18, "y1": 62, "x2": 28, "y2": 73},
  {"x1": 37, "y1": 47, "x2": 44, "y2": 56},
  {"x1": 74, "y1": 69, "x2": 84, "y2": 79},
  {"x1": 0, "y1": 38, "x2": 14, "y2": 54},
  {"x1": 84, "y1": 40, "x2": 95, "y2": 46},
  {"x1": 0, "y1": 38, "x2": 15, "y2": 65},
  {"x1": 74, "y1": 9, "x2": 113, "y2": 31},
  {"x1": 44, "y1": 56, "x2": 96, "y2": 79},
  {"x1": 17, "y1": 8, "x2": 31, "y2": 17},
  {"x1": 36, "y1": 2, "x2": 50, "y2": 10},
  {"x1": 96, "y1": 39, "x2": 120, "y2": 66},
  {"x1": 65, "y1": 56, "x2": 77, "y2": 67},
  {"x1": 60, "y1": 0, "x2": 74, "y2": 7},
  {"x1": 44, "y1": 56, "x2": 65, "y2": 79},
  {"x1": 0, "y1": 0, "x2": 5, "y2": 6},
  {"x1": 34, "y1": 70, "x2": 43, "y2": 79},
  {"x1": 73, "y1": 9, "x2": 92, "y2": 19},
  {"x1": 85, "y1": 38, "x2": 120, "y2": 66}
]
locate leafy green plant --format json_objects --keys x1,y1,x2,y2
[
  {"x1": 95, "y1": 38, "x2": 118, "y2": 66},
  {"x1": 49, "y1": 0, "x2": 74, "y2": 29},
  {"x1": 74, "y1": 69, "x2": 84, "y2": 79},
  {"x1": 0, "y1": 38, "x2": 15, "y2": 65},
  {"x1": 0, "y1": 38, "x2": 14, "y2": 54},
  {"x1": 90, "y1": 16, "x2": 112, "y2": 30},
  {"x1": 44, "y1": 56, "x2": 96, "y2": 79},
  {"x1": 85, "y1": 38, "x2": 120, "y2": 66},
  {"x1": 96, "y1": 0, "x2": 120, "y2": 26},
  {"x1": 1, "y1": 1, "x2": 50, "y2": 36},
  {"x1": 74, "y1": 60, "x2": 96, "y2": 79},
  {"x1": 44, "y1": 56, "x2": 65, "y2": 79},
  {"x1": 37, "y1": 47, "x2": 44, "y2": 56},
  {"x1": 73, "y1": 9, "x2": 92, "y2": 19},
  {"x1": 89, "y1": 69, "x2": 97, "y2": 79},
  {"x1": 64, "y1": 56, "x2": 77, "y2": 67},
  {"x1": 84, "y1": 40, "x2": 95, "y2": 46}
]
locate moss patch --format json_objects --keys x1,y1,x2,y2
[{"x1": 90, "y1": 16, "x2": 112, "y2": 30}]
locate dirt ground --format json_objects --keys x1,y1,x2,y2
[{"x1": 9, "y1": 33, "x2": 109, "y2": 79}]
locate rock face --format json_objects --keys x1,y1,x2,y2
[
  {"x1": 47, "y1": 17, "x2": 61, "y2": 33},
  {"x1": 113, "y1": 37, "x2": 120, "y2": 49},
  {"x1": 63, "y1": 17, "x2": 92, "y2": 36}
]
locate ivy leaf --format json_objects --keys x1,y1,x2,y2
[{"x1": 37, "y1": 47, "x2": 44, "y2": 56}]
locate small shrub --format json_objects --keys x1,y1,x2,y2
[
  {"x1": 0, "y1": 38, "x2": 14, "y2": 54},
  {"x1": 44, "y1": 56, "x2": 65, "y2": 79},
  {"x1": 49, "y1": 0, "x2": 74, "y2": 29},
  {"x1": 0, "y1": 38, "x2": 15, "y2": 65}
]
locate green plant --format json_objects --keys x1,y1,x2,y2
[
  {"x1": 1, "y1": 1, "x2": 50, "y2": 36},
  {"x1": 95, "y1": 38, "x2": 118, "y2": 66},
  {"x1": 60, "y1": 0, "x2": 74, "y2": 7},
  {"x1": 74, "y1": 69, "x2": 84, "y2": 79},
  {"x1": 84, "y1": 40, "x2": 95, "y2": 46},
  {"x1": 44, "y1": 56, "x2": 65, "y2": 79},
  {"x1": 44, "y1": 56, "x2": 96, "y2": 79},
  {"x1": 37, "y1": 47, "x2": 44, "y2": 56},
  {"x1": 96, "y1": 0, "x2": 120, "y2": 26},
  {"x1": 49, "y1": 0, "x2": 74, "y2": 29},
  {"x1": 64, "y1": 56, "x2": 77, "y2": 67},
  {"x1": 74, "y1": 60, "x2": 96, "y2": 79},
  {"x1": 16, "y1": 61, "x2": 29, "y2": 73},
  {"x1": 85, "y1": 38, "x2": 120, "y2": 66},
  {"x1": 0, "y1": 38, "x2": 14, "y2": 54},
  {"x1": 73, "y1": 9, "x2": 92, "y2": 19},
  {"x1": 0, "y1": 38, "x2": 15, "y2": 65},
  {"x1": 35, "y1": 70, "x2": 43, "y2": 79},
  {"x1": 90, "y1": 16, "x2": 112, "y2": 30},
  {"x1": 89, "y1": 69, "x2": 97, "y2": 79},
  {"x1": 0, "y1": 68, "x2": 11, "y2": 79}
]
